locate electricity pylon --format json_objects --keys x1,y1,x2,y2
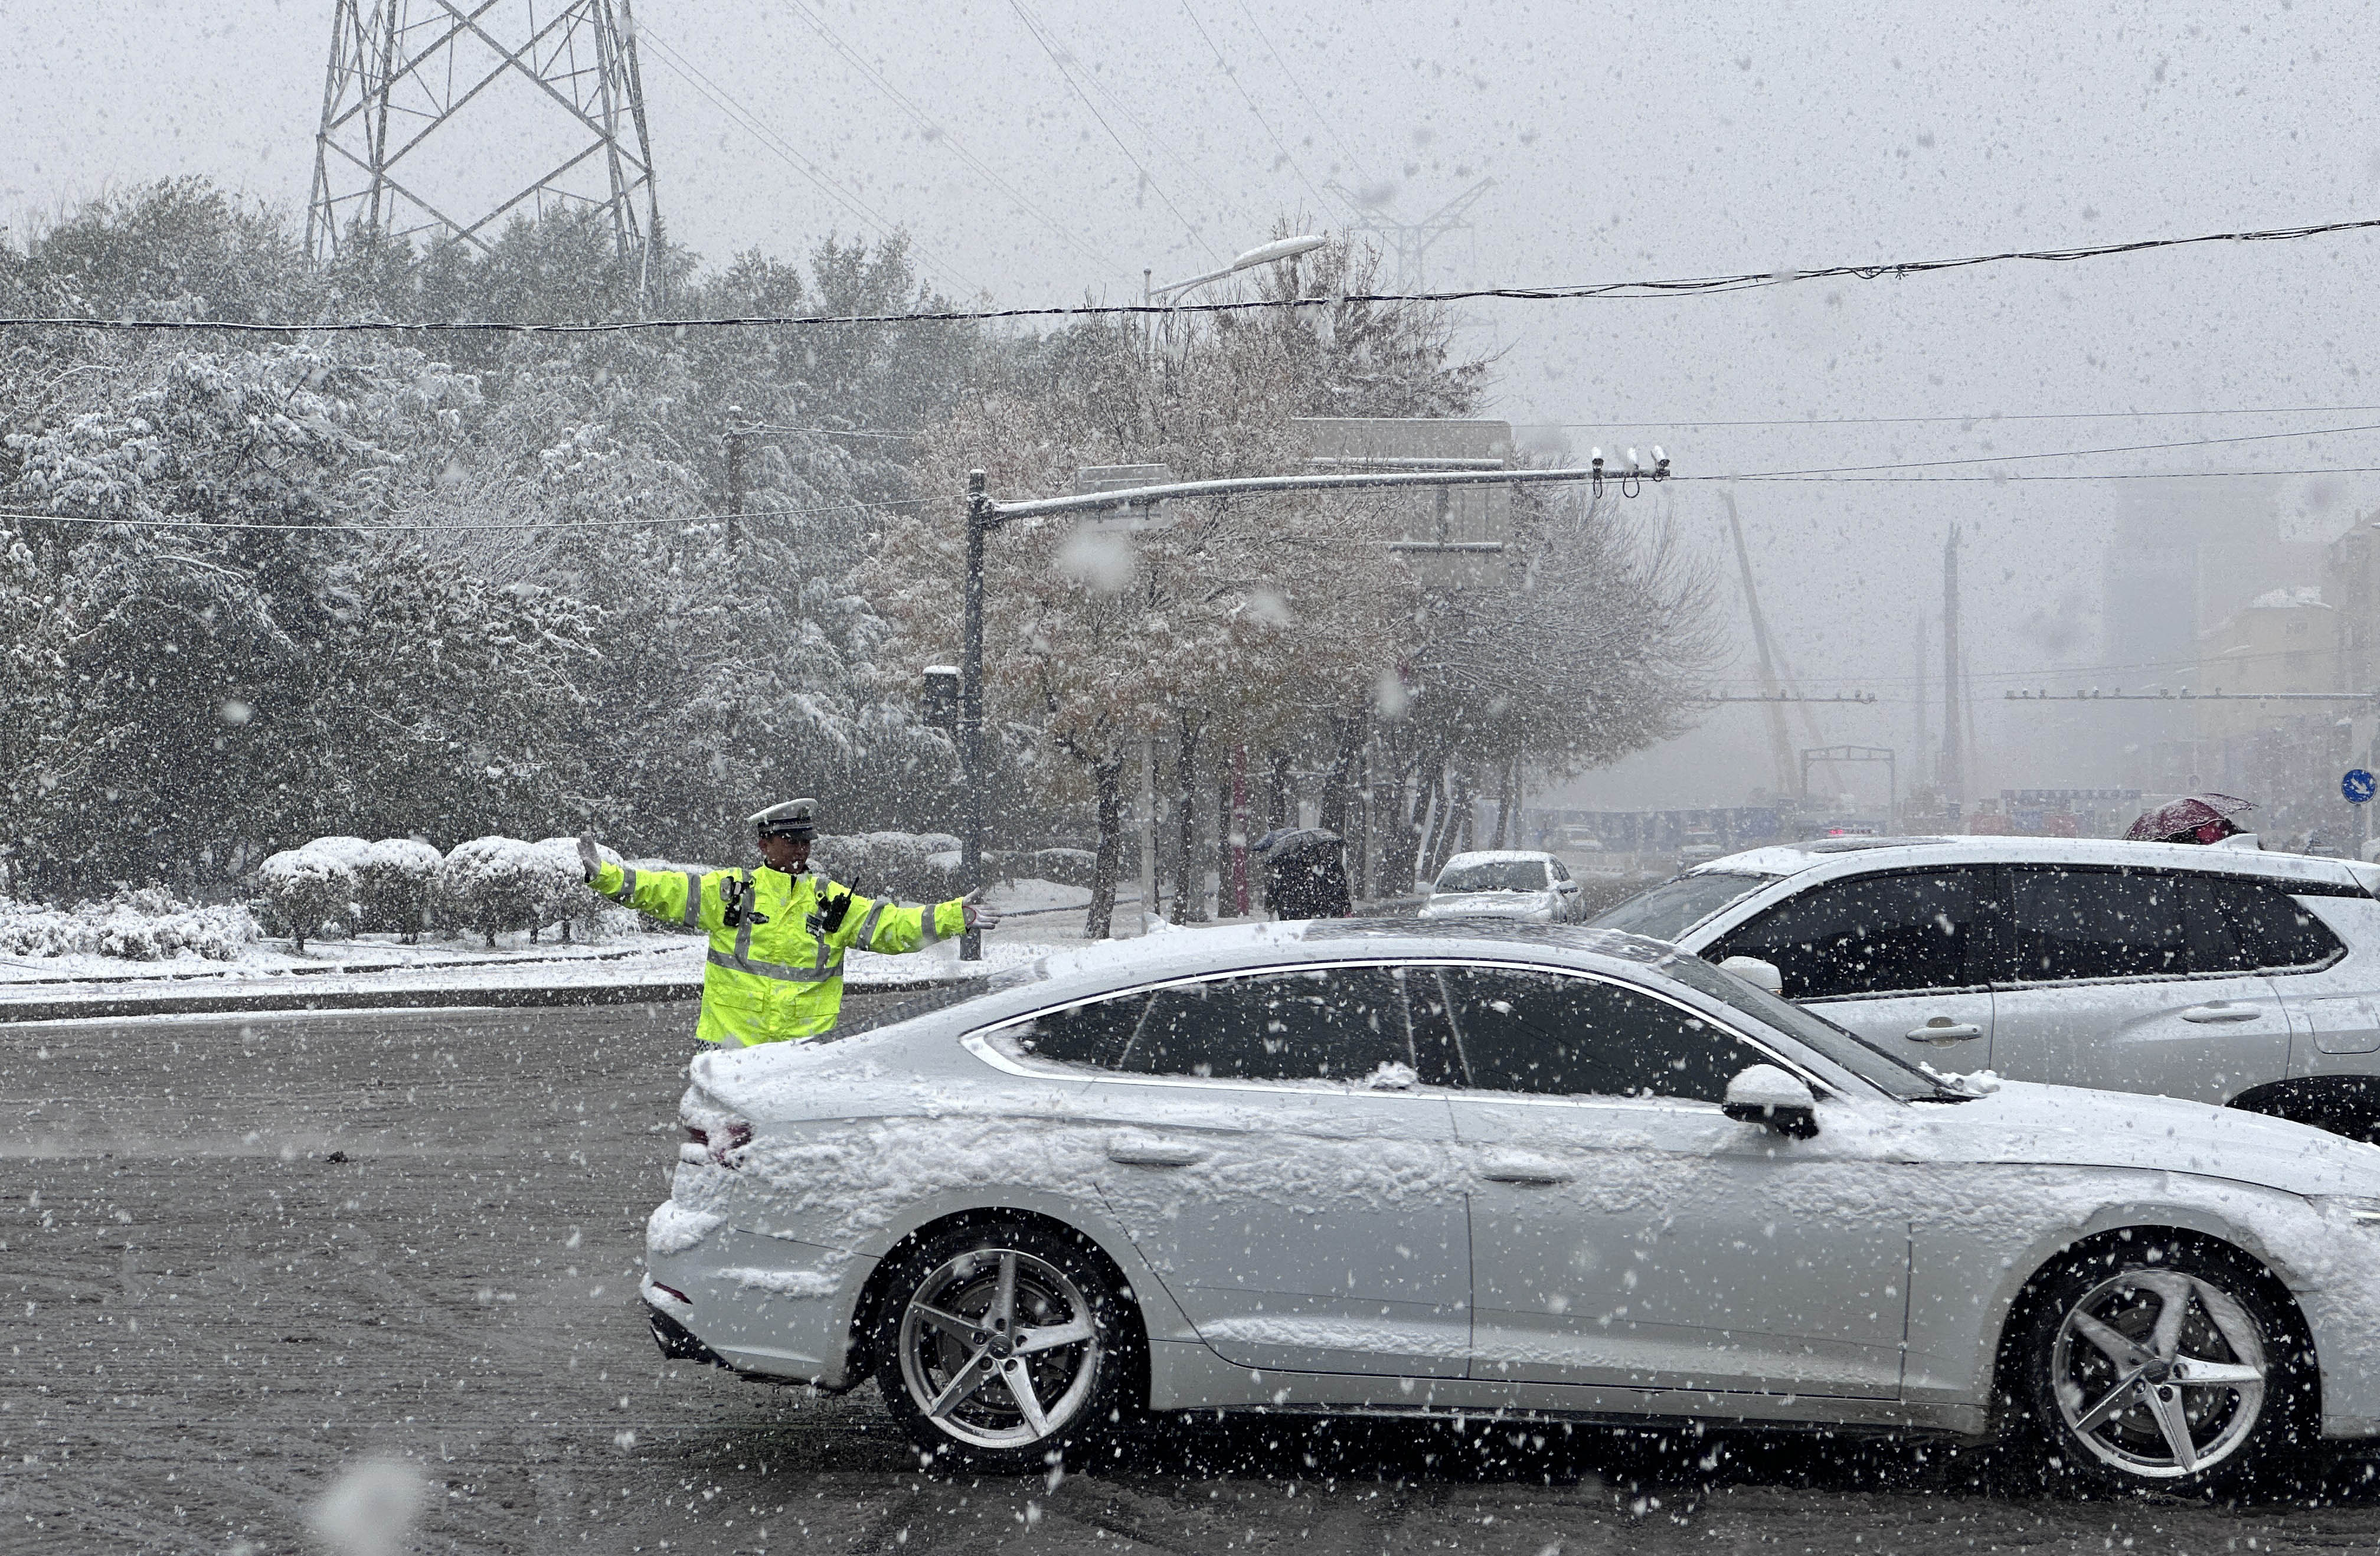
[
  {"x1": 1325, "y1": 178, "x2": 1493, "y2": 292},
  {"x1": 306, "y1": 1, "x2": 661, "y2": 290}
]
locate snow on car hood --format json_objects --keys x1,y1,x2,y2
[
  {"x1": 1418, "y1": 891, "x2": 1557, "y2": 919},
  {"x1": 1837, "y1": 1079, "x2": 2380, "y2": 1199}
]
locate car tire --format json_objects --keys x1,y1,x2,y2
[
  {"x1": 874, "y1": 1217, "x2": 1137, "y2": 1473},
  {"x1": 2003, "y1": 1235, "x2": 2314, "y2": 1498}
]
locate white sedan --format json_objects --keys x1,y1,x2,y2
[
  {"x1": 642, "y1": 920, "x2": 2380, "y2": 1493},
  {"x1": 1418, "y1": 849, "x2": 1585, "y2": 922}
]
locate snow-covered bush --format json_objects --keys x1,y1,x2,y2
[
  {"x1": 437, "y1": 836, "x2": 545, "y2": 949},
  {"x1": 355, "y1": 838, "x2": 443, "y2": 942},
  {"x1": 530, "y1": 836, "x2": 619, "y2": 942},
  {"x1": 254, "y1": 849, "x2": 358, "y2": 953},
  {"x1": 300, "y1": 836, "x2": 377, "y2": 871},
  {"x1": 0, "y1": 889, "x2": 261, "y2": 962},
  {"x1": 809, "y1": 831, "x2": 965, "y2": 904}
]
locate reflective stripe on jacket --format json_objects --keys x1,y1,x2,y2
[{"x1": 588, "y1": 860, "x2": 966, "y2": 1045}]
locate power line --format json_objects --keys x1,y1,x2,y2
[
  {"x1": 1717, "y1": 419, "x2": 2380, "y2": 480},
  {"x1": 1698, "y1": 467, "x2": 2380, "y2": 483},
  {"x1": 1229, "y1": 1, "x2": 1377, "y2": 198},
  {"x1": 12, "y1": 208, "x2": 2375, "y2": 334},
  {"x1": 737, "y1": 423, "x2": 918, "y2": 440},
  {"x1": 774, "y1": 0, "x2": 1126, "y2": 280},
  {"x1": 1001, "y1": 0, "x2": 1219, "y2": 263},
  {"x1": 1009, "y1": 4, "x2": 1258, "y2": 238},
  {"x1": 1178, "y1": 1, "x2": 1333, "y2": 220},
  {"x1": 636, "y1": 27, "x2": 982, "y2": 298},
  {"x1": 0, "y1": 497, "x2": 929, "y2": 534},
  {"x1": 1562, "y1": 403, "x2": 2380, "y2": 429}
]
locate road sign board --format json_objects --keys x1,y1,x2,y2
[{"x1": 2346, "y1": 769, "x2": 2376, "y2": 804}]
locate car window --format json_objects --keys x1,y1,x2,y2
[
  {"x1": 1015, "y1": 991, "x2": 1152, "y2": 1068},
  {"x1": 1589, "y1": 871, "x2": 1780, "y2": 942},
  {"x1": 1441, "y1": 966, "x2": 1776, "y2": 1103},
  {"x1": 1437, "y1": 859, "x2": 1548, "y2": 893},
  {"x1": 1550, "y1": 860, "x2": 1572, "y2": 882},
  {"x1": 1706, "y1": 868, "x2": 1987, "y2": 999},
  {"x1": 2006, "y1": 867, "x2": 2239, "y2": 982},
  {"x1": 2202, "y1": 877, "x2": 2346, "y2": 971},
  {"x1": 1120, "y1": 966, "x2": 1410, "y2": 1081},
  {"x1": 1653, "y1": 952, "x2": 1939, "y2": 1100},
  {"x1": 1401, "y1": 966, "x2": 1465, "y2": 1086}
]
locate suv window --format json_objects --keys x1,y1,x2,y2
[
  {"x1": 1441, "y1": 966, "x2": 1776, "y2": 1102},
  {"x1": 2006, "y1": 867, "x2": 2250, "y2": 982},
  {"x1": 2203, "y1": 875, "x2": 2343, "y2": 971},
  {"x1": 1121, "y1": 966, "x2": 1410, "y2": 1081},
  {"x1": 1705, "y1": 868, "x2": 1987, "y2": 999}
]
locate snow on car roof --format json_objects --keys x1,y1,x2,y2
[
  {"x1": 1694, "y1": 833, "x2": 2376, "y2": 890},
  {"x1": 1436, "y1": 849, "x2": 1559, "y2": 867}
]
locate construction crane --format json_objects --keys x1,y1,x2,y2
[{"x1": 1721, "y1": 490, "x2": 1837, "y2": 800}]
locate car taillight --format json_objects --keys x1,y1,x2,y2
[
  {"x1": 650, "y1": 1282, "x2": 691, "y2": 1306},
  {"x1": 684, "y1": 1122, "x2": 752, "y2": 1166}
]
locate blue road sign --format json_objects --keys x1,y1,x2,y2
[{"x1": 2347, "y1": 769, "x2": 2376, "y2": 804}]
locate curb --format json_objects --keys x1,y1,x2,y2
[{"x1": 0, "y1": 975, "x2": 979, "y2": 1026}]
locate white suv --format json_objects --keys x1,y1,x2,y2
[{"x1": 1593, "y1": 835, "x2": 2380, "y2": 1138}]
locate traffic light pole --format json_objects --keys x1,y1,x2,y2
[{"x1": 952, "y1": 455, "x2": 1668, "y2": 959}]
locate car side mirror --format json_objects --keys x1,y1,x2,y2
[
  {"x1": 1723, "y1": 1064, "x2": 1819, "y2": 1139},
  {"x1": 1716, "y1": 955, "x2": 1784, "y2": 995}
]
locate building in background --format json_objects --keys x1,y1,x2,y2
[{"x1": 2098, "y1": 480, "x2": 2323, "y2": 793}]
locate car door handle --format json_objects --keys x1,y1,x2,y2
[
  {"x1": 1106, "y1": 1141, "x2": 1206, "y2": 1168},
  {"x1": 2180, "y1": 1003, "x2": 2262, "y2": 1024},
  {"x1": 1480, "y1": 1158, "x2": 1574, "y2": 1186},
  {"x1": 1904, "y1": 1020, "x2": 1984, "y2": 1042}
]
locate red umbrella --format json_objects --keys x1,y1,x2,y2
[{"x1": 2124, "y1": 793, "x2": 2257, "y2": 844}]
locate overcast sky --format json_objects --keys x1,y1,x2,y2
[{"x1": 9, "y1": 1, "x2": 2380, "y2": 811}]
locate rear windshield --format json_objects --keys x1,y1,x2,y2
[
  {"x1": 1653, "y1": 952, "x2": 1940, "y2": 1101},
  {"x1": 1436, "y1": 859, "x2": 1549, "y2": 893},
  {"x1": 1590, "y1": 871, "x2": 1779, "y2": 942}
]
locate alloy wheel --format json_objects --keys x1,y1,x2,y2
[
  {"x1": 2049, "y1": 1269, "x2": 2268, "y2": 1479},
  {"x1": 895, "y1": 1246, "x2": 1103, "y2": 1450}
]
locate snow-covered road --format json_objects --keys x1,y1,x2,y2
[{"x1": 10, "y1": 1000, "x2": 2380, "y2": 1552}]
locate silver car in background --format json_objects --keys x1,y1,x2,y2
[
  {"x1": 643, "y1": 919, "x2": 2380, "y2": 1495},
  {"x1": 1592, "y1": 836, "x2": 2380, "y2": 1139},
  {"x1": 1418, "y1": 849, "x2": 1585, "y2": 922}
]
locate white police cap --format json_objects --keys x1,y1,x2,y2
[{"x1": 750, "y1": 797, "x2": 818, "y2": 839}]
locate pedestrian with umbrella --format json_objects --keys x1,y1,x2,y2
[
  {"x1": 2124, "y1": 793, "x2": 2259, "y2": 848},
  {"x1": 1251, "y1": 827, "x2": 1354, "y2": 920}
]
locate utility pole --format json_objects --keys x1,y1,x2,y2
[
  {"x1": 960, "y1": 470, "x2": 989, "y2": 960},
  {"x1": 307, "y1": 1, "x2": 661, "y2": 303},
  {"x1": 723, "y1": 407, "x2": 748, "y2": 548},
  {"x1": 1941, "y1": 528, "x2": 1964, "y2": 805}
]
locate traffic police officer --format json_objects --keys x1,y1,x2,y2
[{"x1": 576, "y1": 799, "x2": 999, "y2": 1047}]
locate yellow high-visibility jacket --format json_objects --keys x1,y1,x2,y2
[{"x1": 587, "y1": 860, "x2": 966, "y2": 1046}]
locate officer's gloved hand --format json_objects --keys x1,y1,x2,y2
[
  {"x1": 577, "y1": 833, "x2": 603, "y2": 882},
  {"x1": 960, "y1": 886, "x2": 1002, "y2": 933}
]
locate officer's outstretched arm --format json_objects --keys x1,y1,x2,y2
[
  {"x1": 833, "y1": 891, "x2": 967, "y2": 953},
  {"x1": 588, "y1": 859, "x2": 725, "y2": 933}
]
